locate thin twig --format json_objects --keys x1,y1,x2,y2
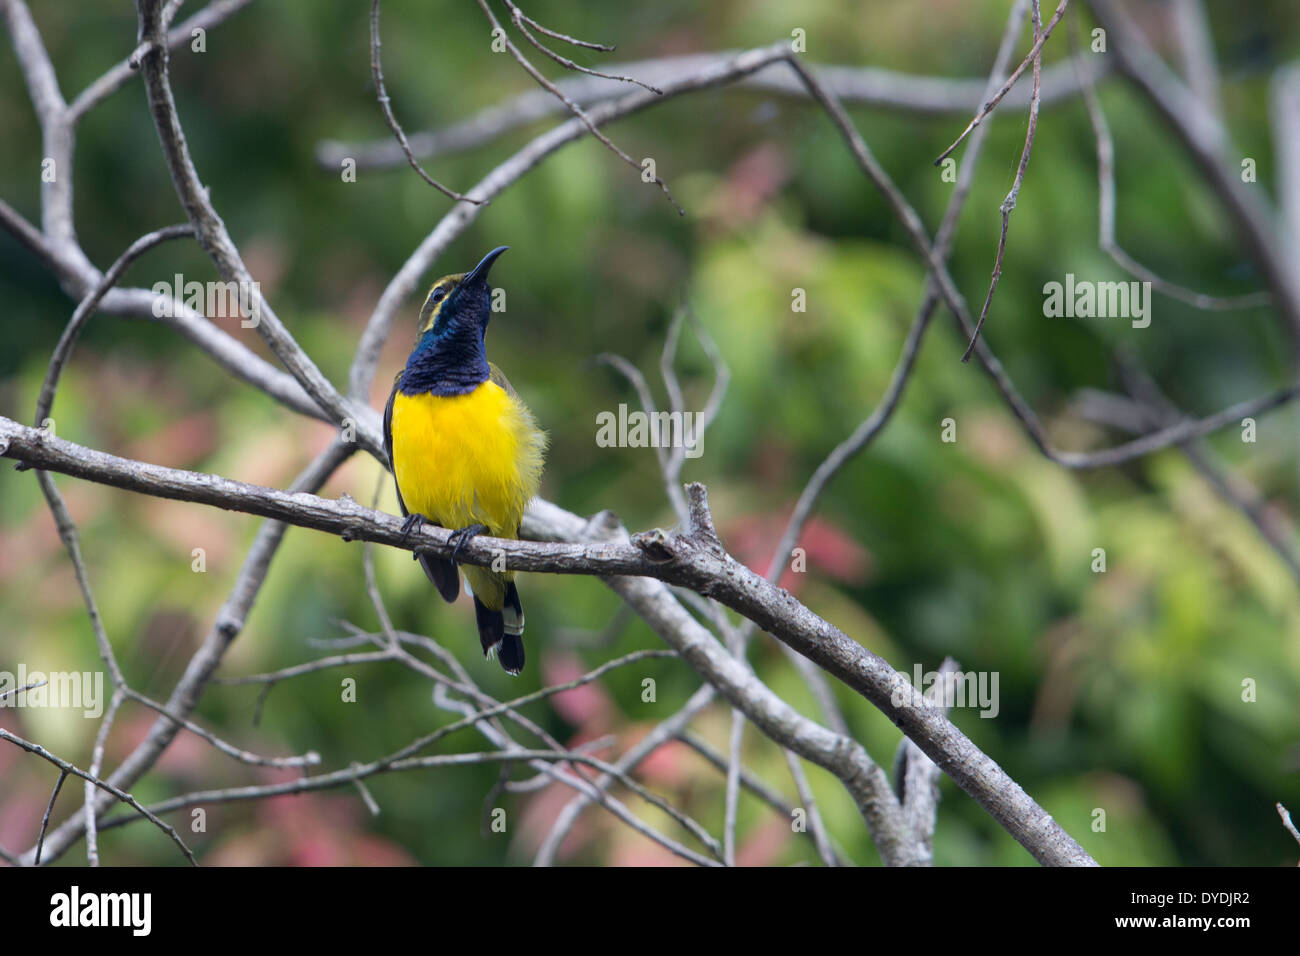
[
  {"x1": 759, "y1": 0, "x2": 1031, "y2": 593},
  {"x1": 1086, "y1": 0, "x2": 1300, "y2": 335},
  {"x1": 502, "y1": 0, "x2": 660, "y2": 93},
  {"x1": 535, "y1": 684, "x2": 717, "y2": 865},
  {"x1": 28, "y1": 438, "x2": 355, "y2": 865},
  {"x1": 34, "y1": 769, "x2": 69, "y2": 866},
  {"x1": 1070, "y1": 14, "x2": 1270, "y2": 310},
  {"x1": 505, "y1": 736, "x2": 616, "y2": 792},
  {"x1": 123, "y1": 688, "x2": 322, "y2": 769},
  {"x1": 368, "y1": 0, "x2": 482, "y2": 203},
  {"x1": 95, "y1": 748, "x2": 724, "y2": 865},
  {"x1": 1278, "y1": 802, "x2": 1300, "y2": 861},
  {"x1": 381, "y1": 649, "x2": 677, "y2": 767},
  {"x1": 0, "y1": 727, "x2": 197, "y2": 865},
  {"x1": 961, "y1": 0, "x2": 1043, "y2": 361},
  {"x1": 1080, "y1": 356, "x2": 1300, "y2": 587},
  {"x1": 934, "y1": 0, "x2": 1071, "y2": 165},
  {"x1": 214, "y1": 649, "x2": 397, "y2": 686},
  {"x1": 364, "y1": 471, "x2": 401, "y2": 648},
  {"x1": 597, "y1": 351, "x2": 684, "y2": 518},
  {"x1": 723, "y1": 708, "x2": 744, "y2": 866},
  {"x1": 474, "y1": 0, "x2": 682, "y2": 215},
  {"x1": 84, "y1": 688, "x2": 124, "y2": 866},
  {"x1": 35, "y1": 224, "x2": 195, "y2": 427},
  {"x1": 505, "y1": 5, "x2": 613, "y2": 52},
  {"x1": 782, "y1": 750, "x2": 839, "y2": 866},
  {"x1": 352, "y1": 774, "x2": 382, "y2": 816},
  {"x1": 0, "y1": 679, "x2": 47, "y2": 702},
  {"x1": 68, "y1": 0, "x2": 257, "y2": 122}
]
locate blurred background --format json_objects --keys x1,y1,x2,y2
[{"x1": 2, "y1": 0, "x2": 1299, "y2": 866}]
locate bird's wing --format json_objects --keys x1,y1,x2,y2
[{"x1": 382, "y1": 372, "x2": 408, "y2": 517}]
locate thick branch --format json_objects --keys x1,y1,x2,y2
[{"x1": 0, "y1": 417, "x2": 1095, "y2": 866}]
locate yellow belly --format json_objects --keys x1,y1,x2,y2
[{"x1": 390, "y1": 381, "x2": 544, "y2": 540}]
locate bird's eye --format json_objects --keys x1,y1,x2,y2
[{"x1": 430, "y1": 287, "x2": 447, "y2": 304}]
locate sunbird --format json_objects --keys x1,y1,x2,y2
[{"x1": 383, "y1": 246, "x2": 546, "y2": 674}]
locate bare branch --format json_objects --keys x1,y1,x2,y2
[
  {"x1": 784, "y1": 43, "x2": 1300, "y2": 471},
  {"x1": 961, "y1": 0, "x2": 1043, "y2": 360},
  {"x1": 67, "y1": 0, "x2": 256, "y2": 123},
  {"x1": 1073, "y1": 363, "x2": 1300, "y2": 587},
  {"x1": 597, "y1": 351, "x2": 683, "y2": 518},
  {"x1": 84, "y1": 688, "x2": 124, "y2": 866},
  {"x1": 0, "y1": 727, "x2": 196, "y2": 865},
  {"x1": 536, "y1": 684, "x2": 717, "y2": 865},
  {"x1": 368, "y1": 0, "x2": 481, "y2": 202},
  {"x1": 759, "y1": 0, "x2": 1031, "y2": 594},
  {"x1": 934, "y1": 0, "x2": 1071, "y2": 166},
  {"x1": 316, "y1": 53, "x2": 1110, "y2": 172},
  {"x1": 34, "y1": 769, "x2": 69, "y2": 866},
  {"x1": 502, "y1": 5, "x2": 612, "y2": 52},
  {"x1": 1071, "y1": 18, "x2": 1270, "y2": 310},
  {"x1": 1170, "y1": 0, "x2": 1222, "y2": 122},
  {"x1": 385, "y1": 651, "x2": 721, "y2": 861},
  {"x1": 135, "y1": 0, "x2": 373, "y2": 451},
  {"x1": 48, "y1": 407, "x2": 1300, "y2": 864},
  {"x1": 1272, "y1": 65, "x2": 1300, "y2": 278},
  {"x1": 473, "y1": 0, "x2": 682, "y2": 215},
  {"x1": 35, "y1": 224, "x2": 195, "y2": 427},
  {"x1": 0, "y1": 679, "x2": 47, "y2": 702},
  {"x1": 893, "y1": 658, "x2": 961, "y2": 864},
  {"x1": 722, "y1": 708, "x2": 744, "y2": 866},
  {"x1": 94, "y1": 747, "x2": 724, "y2": 865},
  {"x1": 1279, "y1": 803, "x2": 1300, "y2": 860},
  {"x1": 501, "y1": 0, "x2": 660, "y2": 93},
  {"x1": 23, "y1": 437, "x2": 354, "y2": 865},
  {"x1": 1086, "y1": 0, "x2": 1300, "y2": 336}
]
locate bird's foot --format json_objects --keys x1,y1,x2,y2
[
  {"x1": 399, "y1": 512, "x2": 428, "y2": 546},
  {"x1": 448, "y1": 523, "x2": 489, "y2": 562}
]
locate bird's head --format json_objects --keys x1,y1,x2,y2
[{"x1": 415, "y1": 245, "x2": 508, "y2": 344}]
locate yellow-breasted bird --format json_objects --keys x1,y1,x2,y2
[{"x1": 383, "y1": 246, "x2": 546, "y2": 674}]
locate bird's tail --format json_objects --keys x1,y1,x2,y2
[
  {"x1": 475, "y1": 581, "x2": 526, "y2": 675},
  {"x1": 416, "y1": 551, "x2": 459, "y2": 603}
]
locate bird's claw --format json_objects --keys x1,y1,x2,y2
[
  {"x1": 447, "y1": 524, "x2": 488, "y2": 563},
  {"x1": 399, "y1": 512, "x2": 426, "y2": 545}
]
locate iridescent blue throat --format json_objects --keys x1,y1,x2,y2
[{"x1": 399, "y1": 324, "x2": 490, "y2": 397}]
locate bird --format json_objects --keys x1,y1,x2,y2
[{"x1": 383, "y1": 246, "x2": 546, "y2": 674}]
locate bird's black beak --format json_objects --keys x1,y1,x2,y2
[{"x1": 464, "y1": 245, "x2": 509, "y2": 288}]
